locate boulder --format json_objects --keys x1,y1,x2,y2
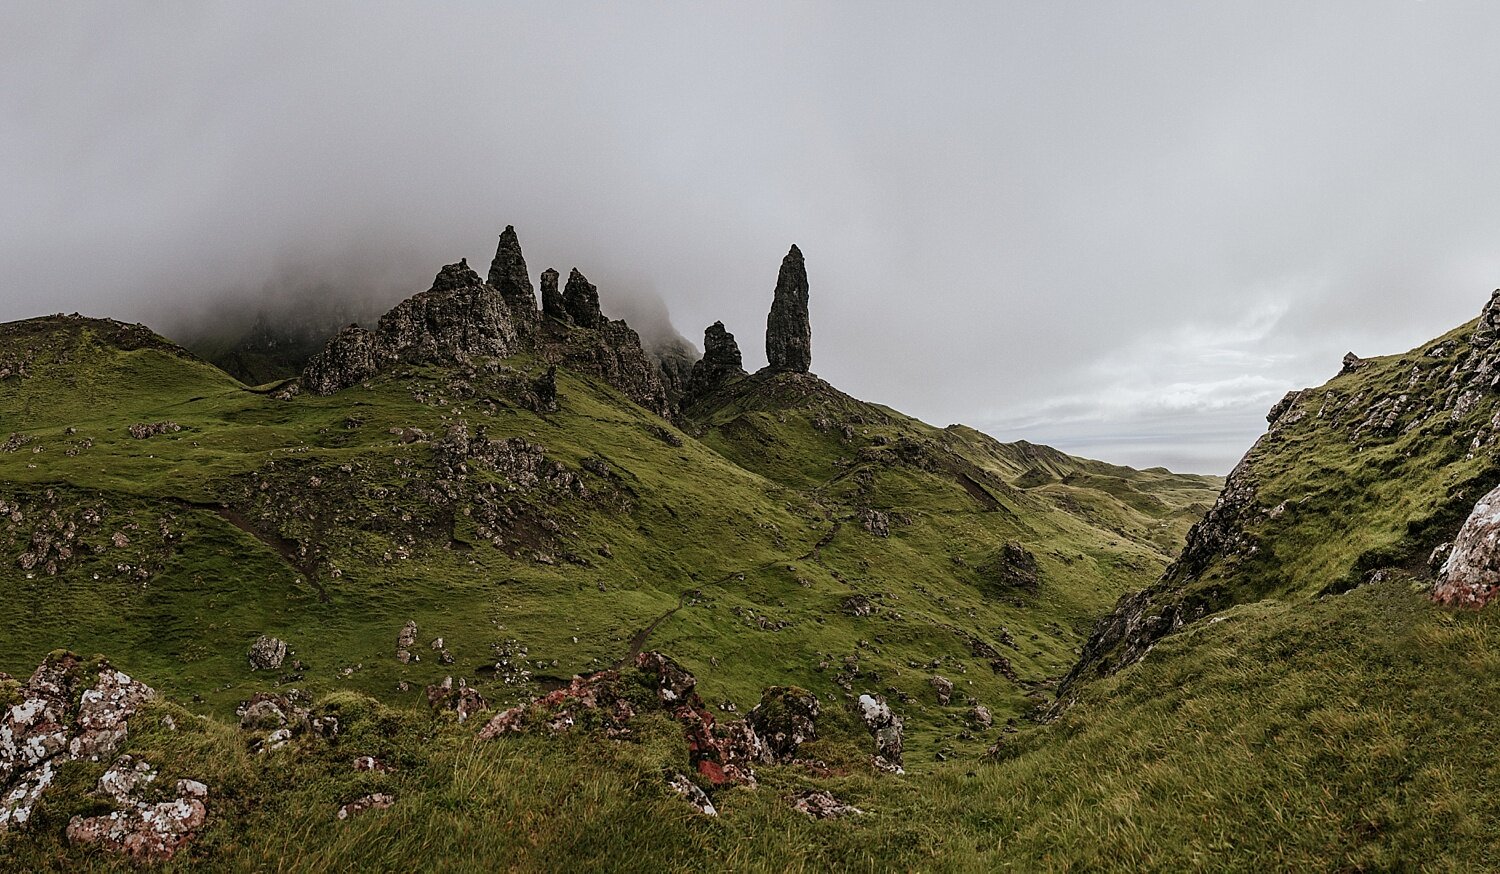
[
  {"x1": 667, "y1": 774, "x2": 717, "y2": 816},
  {"x1": 1434, "y1": 482, "x2": 1500, "y2": 607},
  {"x1": 248, "y1": 636, "x2": 287, "y2": 671},
  {"x1": 929, "y1": 675, "x2": 954, "y2": 705}
]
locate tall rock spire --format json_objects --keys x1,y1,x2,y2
[
  {"x1": 563, "y1": 268, "x2": 604, "y2": 329},
  {"x1": 488, "y1": 226, "x2": 537, "y2": 315},
  {"x1": 765, "y1": 244, "x2": 811, "y2": 373},
  {"x1": 540, "y1": 268, "x2": 568, "y2": 322}
]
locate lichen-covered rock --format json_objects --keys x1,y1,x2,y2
[
  {"x1": 2, "y1": 654, "x2": 155, "y2": 833},
  {"x1": 1434, "y1": 482, "x2": 1500, "y2": 607},
  {"x1": 667, "y1": 774, "x2": 717, "y2": 816},
  {"x1": 968, "y1": 703, "x2": 993, "y2": 729},
  {"x1": 765, "y1": 245, "x2": 811, "y2": 373},
  {"x1": 336, "y1": 793, "x2": 394, "y2": 820},
  {"x1": 856, "y1": 693, "x2": 904, "y2": 773},
  {"x1": 66, "y1": 756, "x2": 208, "y2": 863},
  {"x1": 745, "y1": 686, "x2": 819, "y2": 762},
  {"x1": 425, "y1": 676, "x2": 488, "y2": 723},
  {"x1": 790, "y1": 789, "x2": 863, "y2": 819},
  {"x1": 563, "y1": 268, "x2": 604, "y2": 329},
  {"x1": 248, "y1": 635, "x2": 287, "y2": 671}
]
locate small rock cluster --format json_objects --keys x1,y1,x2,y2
[
  {"x1": 480, "y1": 653, "x2": 827, "y2": 790},
  {"x1": 65, "y1": 755, "x2": 209, "y2": 863},
  {"x1": 126, "y1": 421, "x2": 181, "y2": 439},
  {"x1": 1, "y1": 653, "x2": 157, "y2": 835},
  {"x1": 396, "y1": 620, "x2": 419, "y2": 664}
]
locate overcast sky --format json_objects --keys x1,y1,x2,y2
[{"x1": 5, "y1": 2, "x2": 1500, "y2": 473}]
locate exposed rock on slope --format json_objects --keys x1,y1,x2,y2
[
  {"x1": 684, "y1": 321, "x2": 745, "y2": 407},
  {"x1": 1433, "y1": 482, "x2": 1500, "y2": 607},
  {"x1": 300, "y1": 228, "x2": 671, "y2": 415},
  {"x1": 765, "y1": 245, "x2": 811, "y2": 373},
  {"x1": 303, "y1": 260, "x2": 518, "y2": 394}
]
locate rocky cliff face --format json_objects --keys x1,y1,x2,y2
[
  {"x1": 1062, "y1": 288, "x2": 1500, "y2": 695},
  {"x1": 684, "y1": 321, "x2": 745, "y2": 406},
  {"x1": 647, "y1": 333, "x2": 701, "y2": 414},
  {"x1": 765, "y1": 245, "x2": 811, "y2": 373}
]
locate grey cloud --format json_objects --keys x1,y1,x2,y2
[{"x1": 4, "y1": 2, "x2": 1500, "y2": 473}]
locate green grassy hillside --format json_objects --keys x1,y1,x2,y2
[{"x1": 0, "y1": 314, "x2": 1218, "y2": 759}]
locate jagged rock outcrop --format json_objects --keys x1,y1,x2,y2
[
  {"x1": 1, "y1": 654, "x2": 156, "y2": 833},
  {"x1": 562, "y1": 268, "x2": 604, "y2": 329},
  {"x1": 303, "y1": 260, "x2": 518, "y2": 394},
  {"x1": 765, "y1": 245, "x2": 811, "y2": 373},
  {"x1": 301, "y1": 324, "x2": 380, "y2": 394},
  {"x1": 555, "y1": 320, "x2": 671, "y2": 417},
  {"x1": 1060, "y1": 459, "x2": 1260, "y2": 690},
  {"x1": 1472, "y1": 289, "x2": 1500, "y2": 348},
  {"x1": 684, "y1": 321, "x2": 745, "y2": 405},
  {"x1": 540, "y1": 268, "x2": 567, "y2": 322},
  {"x1": 1062, "y1": 289, "x2": 1500, "y2": 700},
  {"x1": 488, "y1": 226, "x2": 539, "y2": 334},
  {"x1": 299, "y1": 229, "x2": 678, "y2": 418},
  {"x1": 648, "y1": 333, "x2": 701, "y2": 414},
  {"x1": 1434, "y1": 482, "x2": 1500, "y2": 607}
]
